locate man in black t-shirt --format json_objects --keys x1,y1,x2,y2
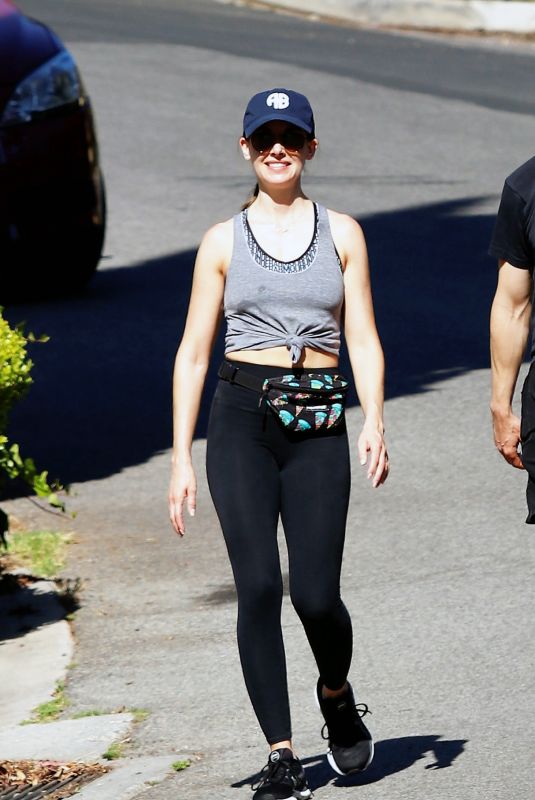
[{"x1": 489, "y1": 156, "x2": 535, "y2": 522}]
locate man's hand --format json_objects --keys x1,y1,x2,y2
[{"x1": 491, "y1": 407, "x2": 524, "y2": 469}]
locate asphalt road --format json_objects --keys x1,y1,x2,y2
[
  {"x1": 17, "y1": 0, "x2": 535, "y2": 115},
  {"x1": 4, "y1": 2, "x2": 535, "y2": 799}
]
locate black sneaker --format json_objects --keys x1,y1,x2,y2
[
  {"x1": 252, "y1": 748, "x2": 312, "y2": 800},
  {"x1": 315, "y1": 679, "x2": 374, "y2": 775}
]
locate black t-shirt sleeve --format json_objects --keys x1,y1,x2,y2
[{"x1": 489, "y1": 181, "x2": 532, "y2": 269}]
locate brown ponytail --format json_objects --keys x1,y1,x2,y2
[{"x1": 241, "y1": 183, "x2": 259, "y2": 211}]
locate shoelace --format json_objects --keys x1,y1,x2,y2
[
  {"x1": 321, "y1": 702, "x2": 372, "y2": 743},
  {"x1": 251, "y1": 758, "x2": 297, "y2": 791}
]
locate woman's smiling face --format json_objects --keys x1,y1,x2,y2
[{"x1": 240, "y1": 120, "x2": 317, "y2": 187}]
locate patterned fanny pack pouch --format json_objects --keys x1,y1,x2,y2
[
  {"x1": 218, "y1": 361, "x2": 349, "y2": 434},
  {"x1": 260, "y1": 373, "x2": 349, "y2": 433}
]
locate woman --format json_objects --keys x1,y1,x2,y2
[{"x1": 169, "y1": 88, "x2": 388, "y2": 800}]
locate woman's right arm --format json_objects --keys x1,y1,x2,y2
[{"x1": 169, "y1": 220, "x2": 231, "y2": 536}]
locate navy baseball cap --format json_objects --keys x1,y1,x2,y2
[{"x1": 243, "y1": 88, "x2": 315, "y2": 138}]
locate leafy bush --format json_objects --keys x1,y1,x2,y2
[
  {"x1": 0, "y1": 315, "x2": 34, "y2": 432},
  {"x1": 0, "y1": 308, "x2": 64, "y2": 540}
]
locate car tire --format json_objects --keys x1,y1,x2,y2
[
  {"x1": 2, "y1": 172, "x2": 106, "y2": 302},
  {"x1": 65, "y1": 172, "x2": 106, "y2": 291}
]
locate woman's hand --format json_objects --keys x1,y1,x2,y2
[
  {"x1": 169, "y1": 460, "x2": 197, "y2": 536},
  {"x1": 357, "y1": 419, "x2": 389, "y2": 487}
]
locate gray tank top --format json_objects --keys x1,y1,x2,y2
[{"x1": 224, "y1": 203, "x2": 344, "y2": 364}]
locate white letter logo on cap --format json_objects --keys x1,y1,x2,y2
[{"x1": 266, "y1": 92, "x2": 290, "y2": 110}]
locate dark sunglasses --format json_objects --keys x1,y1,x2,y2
[{"x1": 249, "y1": 126, "x2": 308, "y2": 153}]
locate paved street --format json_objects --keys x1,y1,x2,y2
[{"x1": 4, "y1": 1, "x2": 535, "y2": 798}]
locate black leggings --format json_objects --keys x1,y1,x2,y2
[{"x1": 206, "y1": 361, "x2": 353, "y2": 744}]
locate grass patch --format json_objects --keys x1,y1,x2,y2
[
  {"x1": 21, "y1": 679, "x2": 69, "y2": 724},
  {"x1": 71, "y1": 709, "x2": 107, "y2": 719},
  {"x1": 171, "y1": 760, "x2": 191, "y2": 772},
  {"x1": 102, "y1": 742, "x2": 124, "y2": 760},
  {"x1": 70, "y1": 706, "x2": 150, "y2": 722},
  {"x1": 131, "y1": 707, "x2": 150, "y2": 723},
  {"x1": 6, "y1": 529, "x2": 71, "y2": 577}
]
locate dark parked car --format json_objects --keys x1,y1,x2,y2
[{"x1": 0, "y1": 0, "x2": 105, "y2": 296}]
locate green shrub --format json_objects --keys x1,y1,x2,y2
[
  {"x1": 0, "y1": 313, "x2": 35, "y2": 432},
  {"x1": 0, "y1": 308, "x2": 64, "y2": 541}
]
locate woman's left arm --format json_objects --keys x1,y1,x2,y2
[{"x1": 330, "y1": 211, "x2": 389, "y2": 487}]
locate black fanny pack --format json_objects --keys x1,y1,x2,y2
[{"x1": 218, "y1": 361, "x2": 349, "y2": 433}]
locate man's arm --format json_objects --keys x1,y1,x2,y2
[{"x1": 490, "y1": 260, "x2": 533, "y2": 469}]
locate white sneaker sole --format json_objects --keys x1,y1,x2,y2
[
  {"x1": 313, "y1": 685, "x2": 374, "y2": 776},
  {"x1": 326, "y1": 741, "x2": 374, "y2": 776},
  {"x1": 255, "y1": 786, "x2": 311, "y2": 800}
]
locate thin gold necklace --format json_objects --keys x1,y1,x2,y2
[
  {"x1": 253, "y1": 202, "x2": 310, "y2": 235},
  {"x1": 273, "y1": 219, "x2": 291, "y2": 234}
]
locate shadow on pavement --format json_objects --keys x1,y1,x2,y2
[
  {"x1": 0, "y1": 579, "x2": 68, "y2": 642},
  {"x1": 233, "y1": 735, "x2": 467, "y2": 790},
  {"x1": 304, "y1": 735, "x2": 468, "y2": 789},
  {"x1": 1, "y1": 196, "x2": 497, "y2": 490},
  {"x1": 199, "y1": 573, "x2": 292, "y2": 606}
]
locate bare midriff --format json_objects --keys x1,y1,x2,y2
[{"x1": 226, "y1": 346, "x2": 339, "y2": 369}]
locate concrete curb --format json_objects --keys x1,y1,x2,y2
[
  {"x1": 232, "y1": 0, "x2": 535, "y2": 33},
  {"x1": 0, "y1": 573, "x2": 182, "y2": 799},
  {"x1": 0, "y1": 714, "x2": 135, "y2": 761},
  {"x1": 73, "y1": 756, "x2": 179, "y2": 800},
  {"x1": 0, "y1": 576, "x2": 73, "y2": 728}
]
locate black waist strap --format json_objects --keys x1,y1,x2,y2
[{"x1": 217, "y1": 360, "x2": 265, "y2": 393}]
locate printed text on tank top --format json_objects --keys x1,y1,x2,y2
[
  {"x1": 243, "y1": 202, "x2": 318, "y2": 272},
  {"x1": 242, "y1": 203, "x2": 343, "y2": 273},
  {"x1": 224, "y1": 203, "x2": 345, "y2": 364}
]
